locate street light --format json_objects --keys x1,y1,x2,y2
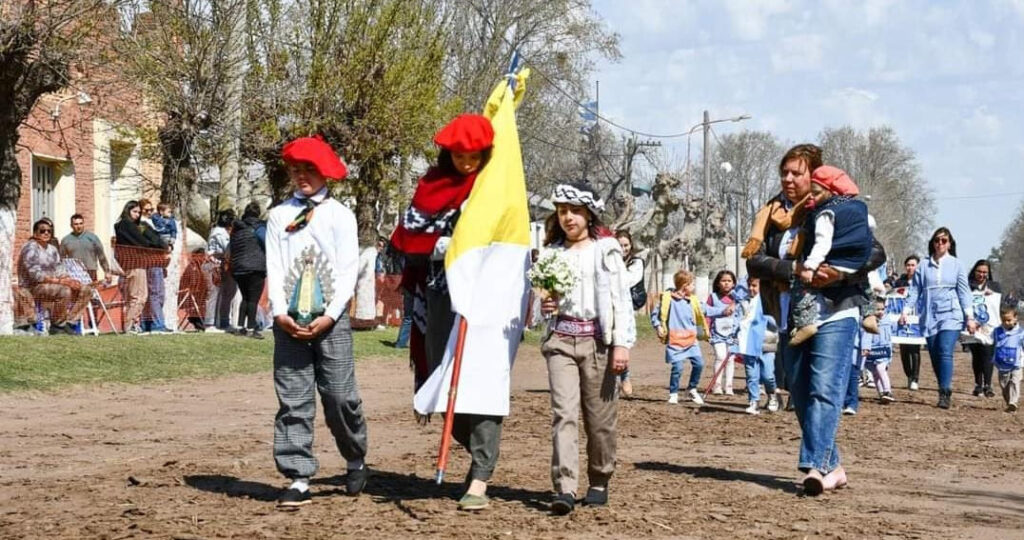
[{"x1": 699, "y1": 111, "x2": 752, "y2": 235}]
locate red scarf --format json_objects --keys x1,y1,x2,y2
[{"x1": 390, "y1": 167, "x2": 477, "y2": 255}]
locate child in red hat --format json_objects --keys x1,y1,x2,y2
[
  {"x1": 390, "y1": 114, "x2": 503, "y2": 511},
  {"x1": 789, "y1": 165, "x2": 875, "y2": 345},
  {"x1": 266, "y1": 136, "x2": 369, "y2": 507}
]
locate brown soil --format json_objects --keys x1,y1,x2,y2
[{"x1": 2, "y1": 337, "x2": 1023, "y2": 539}]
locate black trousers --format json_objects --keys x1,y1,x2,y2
[
  {"x1": 899, "y1": 344, "x2": 921, "y2": 385},
  {"x1": 968, "y1": 343, "x2": 994, "y2": 388},
  {"x1": 234, "y1": 272, "x2": 266, "y2": 331}
]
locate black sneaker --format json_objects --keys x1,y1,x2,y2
[
  {"x1": 880, "y1": 392, "x2": 896, "y2": 403},
  {"x1": 551, "y1": 493, "x2": 575, "y2": 515},
  {"x1": 249, "y1": 330, "x2": 265, "y2": 340},
  {"x1": 345, "y1": 467, "x2": 368, "y2": 496},
  {"x1": 583, "y1": 487, "x2": 608, "y2": 506},
  {"x1": 984, "y1": 386, "x2": 996, "y2": 398},
  {"x1": 972, "y1": 385, "x2": 983, "y2": 397},
  {"x1": 277, "y1": 487, "x2": 311, "y2": 508},
  {"x1": 938, "y1": 390, "x2": 952, "y2": 409},
  {"x1": 49, "y1": 324, "x2": 75, "y2": 336}
]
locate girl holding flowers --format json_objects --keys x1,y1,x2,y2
[{"x1": 537, "y1": 182, "x2": 636, "y2": 516}]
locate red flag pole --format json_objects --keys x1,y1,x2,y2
[{"x1": 435, "y1": 316, "x2": 469, "y2": 484}]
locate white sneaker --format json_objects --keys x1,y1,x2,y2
[
  {"x1": 688, "y1": 388, "x2": 704, "y2": 405},
  {"x1": 842, "y1": 407, "x2": 857, "y2": 416},
  {"x1": 910, "y1": 381, "x2": 919, "y2": 391},
  {"x1": 205, "y1": 327, "x2": 226, "y2": 334},
  {"x1": 745, "y1": 401, "x2": 760, "y2": 415},
  {"x1": 712, "y1": 387, "x2": 724, "y2": 395},
  {"x1": 725, "y1": 387, "x2": 735, "y2": 396},
  {"x1": 668, "y1": 393, "x2": 679, "y2": 404},
  {"x1": 767, "y1": 394, "x2": 780, "y2": 412}
]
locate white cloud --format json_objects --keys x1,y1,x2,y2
[
  {"x1": 959, "y1": 106, "x2": 1003, "y2": 146},
  {"x1": 722, "y1": 0, "x2": 794, "y2": 41},
  {"x1": 770, "y1": 34, "x2": 825, "y2": 73},
  {"x1": 822, "y1": 87, "x2": 885, "y2": 128}
]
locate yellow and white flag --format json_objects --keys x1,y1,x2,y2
[{"x1": 414, "y1": 70, "x2": 532, "y2": 417}]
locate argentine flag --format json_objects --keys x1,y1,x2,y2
[{"x1": 735, "y1": 295, "x2": 767, "y2": 358}]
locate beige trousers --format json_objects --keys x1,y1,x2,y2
[
  {"x1": 999, "y1": 368, "x2": 1023, "y2": 407},
  {"x1": 30, "y1": 283, "x2": 93, "y2": 325},
  {"x1": 123, "y1": 268, "x2": 149, "y2": 329},
  {"x1": 542, "y1": 332, "x2": 618, "y2": 495}
]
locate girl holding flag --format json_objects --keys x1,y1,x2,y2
[
  {"x1": 539, "y1": 182, "x2": 635, "y2": 516},
  {"x1": 391, "y1": 114, "x2": 502, "y2": 511}
]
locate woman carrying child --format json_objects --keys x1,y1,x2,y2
[{"x1": 539, "y1": 182, "x2": 635, "y2": 516}]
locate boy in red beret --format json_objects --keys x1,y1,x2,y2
[
  {"x1": 266, "y1": 136, "x2": 369, "y2": 508},
  {"x1": 391, "y1": 114, "x2": 503, "y2": 511}
]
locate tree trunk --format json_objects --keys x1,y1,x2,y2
[{"x1": 0, "y1": 207, "x2": 15, "y2": 334}]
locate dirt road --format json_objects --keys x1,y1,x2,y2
[{"x1": 2, "y1": 337, "x2": 1023, "y2": 539}]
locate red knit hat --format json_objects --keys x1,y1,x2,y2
[
  {"x1": 433, "y1": 114, "x2": 494, "y2": 153},
  {"x1": 282, "y1": 136, "x2": 348, "y2": 180},
  {"x1": 811, "y1": 165, "x2": 859, "y2": 196}
]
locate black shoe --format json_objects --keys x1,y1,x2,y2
[
  {"x1": 345, "y1": 467, "x2": 368, "y2": 496},
  {"x1": 249, "y1": 330, "x2": 265, "y2": 340},
  {"x1": 49, "y1": 324, "x2": 75, "y2": 336},
  {"x1": 984, "y1": 386, "x2": 996, "y2": 398},
  {"x1": 277, "y1": 487, "x2": 311, "y2": 508},
  {"x1": 972, "y1": 385, "x2": 983, "y2": 397},
  {"x1": 937, "y1": 389, "x2": 952, "y2": 409},
  {"x1": 583, "y1": 487, "x2": 608, "y2": 506},
  {"x1": 551, "y1": 493, "x2": 575, "y2": 515}
]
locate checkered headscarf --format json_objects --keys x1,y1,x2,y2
[{"x1": 551, "y1": 183, "x2": 604, "y2": 214}]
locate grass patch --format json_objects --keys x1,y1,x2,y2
[
  {"x1": 0, "y1": 327, "x2": 406, "y2": 393},
  {"x1": 0, "y1": 315, "x2": 656, "y2": 393}
]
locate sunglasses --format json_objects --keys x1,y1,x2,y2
[
  {"x1": 37, "y1": 228, "x2": 52, "y2": 234},
  {"x1": 142, "y1": 208, "x2": 154, "y2": 213},
  {"x1": 933, "y1": 237, "x2": 950, "y2": 244}
]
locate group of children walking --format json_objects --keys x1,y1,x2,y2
[
  {"x1": 646, "y1": 270, "x2": 1024, "y2": 416},
  {"x1": 650, "y1": 270, "x2": 780, "y2": 415}
]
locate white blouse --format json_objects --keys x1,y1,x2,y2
[{"x1": 549, "y1": 237, "x2": 636, "y2": 348}]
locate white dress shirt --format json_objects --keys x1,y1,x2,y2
[{"x1": 266, "y1": 188, "x2": 359, "y2": 322}]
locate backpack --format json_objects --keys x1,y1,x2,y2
[{"x1": 628, "y1": 257, "x2": 647, "y2": 310}]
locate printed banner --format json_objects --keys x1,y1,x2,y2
[
  {"x1": 961, "y1": 291, "x2": 1001, "y2": 345},
  {"x1": 885, "y1": 291, "x2": 925, "y2": 345}
]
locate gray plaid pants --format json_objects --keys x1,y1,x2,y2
[{"x1": 273, "y1": 313, "x2": 368, "y2": 479}]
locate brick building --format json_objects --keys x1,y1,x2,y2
[{"x1": 13, "y1": 85, "x2": 162, "y2": 275}]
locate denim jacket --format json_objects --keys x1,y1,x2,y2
[{"x1": 905, "y1": 254, "x2": 972, "y2": 338}]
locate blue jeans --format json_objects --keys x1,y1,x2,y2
[
  {"x1": 926, "y1": 329, "x2": 959, "y2": 391},
  {"x1": 144, "y1": 267, "x2": 166, "y2": 331},
  {"x1": 844, "y1": 362, "x2": 860, "y2": 411},
  {"x1": 743, "y1": 354, "x2": 777, "y2": 402},
  {"x1": 784, "y1": 317, "x2": 857, "y2": 474},
  {"x1": 668, "y1": 349, "x2": 703, "y2": 393},
  {"x1": 395, "y1": 291, "x2": 413, "y2": 348}
]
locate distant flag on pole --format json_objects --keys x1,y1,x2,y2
[{"x1": 413, "y1": 69, "x2": 533, "y2": 417}]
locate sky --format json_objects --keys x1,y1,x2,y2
[{"x1": 588, "y1": 0, "x2": 1024, "y2": 268}]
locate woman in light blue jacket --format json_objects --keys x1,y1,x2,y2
[{"x1": 903, "y1": 227, "x2": 978, "y2": 409}]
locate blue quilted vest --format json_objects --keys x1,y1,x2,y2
[{"x1": 802, "y1": 196, "x2": 873, "y2": 271}]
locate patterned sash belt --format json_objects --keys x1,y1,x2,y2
[{"x1": 553, "y1": 316, "x2": 600, "y2": 337}]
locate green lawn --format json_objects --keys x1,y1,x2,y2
[
  {"x1": 0, "y1": 315, "x2": 654, "y2": 393},
  {"x1": 0, "y1": 328, "x2": 406, "y2": 393}
]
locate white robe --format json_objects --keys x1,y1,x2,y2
[{"x1": 353, "y1": 246, "x2": 378, "y2": 321}]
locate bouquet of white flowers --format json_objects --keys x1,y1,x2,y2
[{"x1": 528, "y1": 249, "x2": 578, "y2": 302}]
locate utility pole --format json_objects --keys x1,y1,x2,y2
[{"x1": 701, "y1": 110, "x2": 710, "y2": 235}]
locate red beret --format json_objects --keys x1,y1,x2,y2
[
  {"x1": 282, "y1": 136, "x2": 348, "y2": 180},
  {"x1": 433, "y1": 114, "x2": 494, "y2": 153},
  {"x1": 811, "y1": 165, "x2": 859, "y2": 196}
]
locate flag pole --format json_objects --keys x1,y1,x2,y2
[{"x1": 435, "y1": 316, "x2": 469, "y2": 484}]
